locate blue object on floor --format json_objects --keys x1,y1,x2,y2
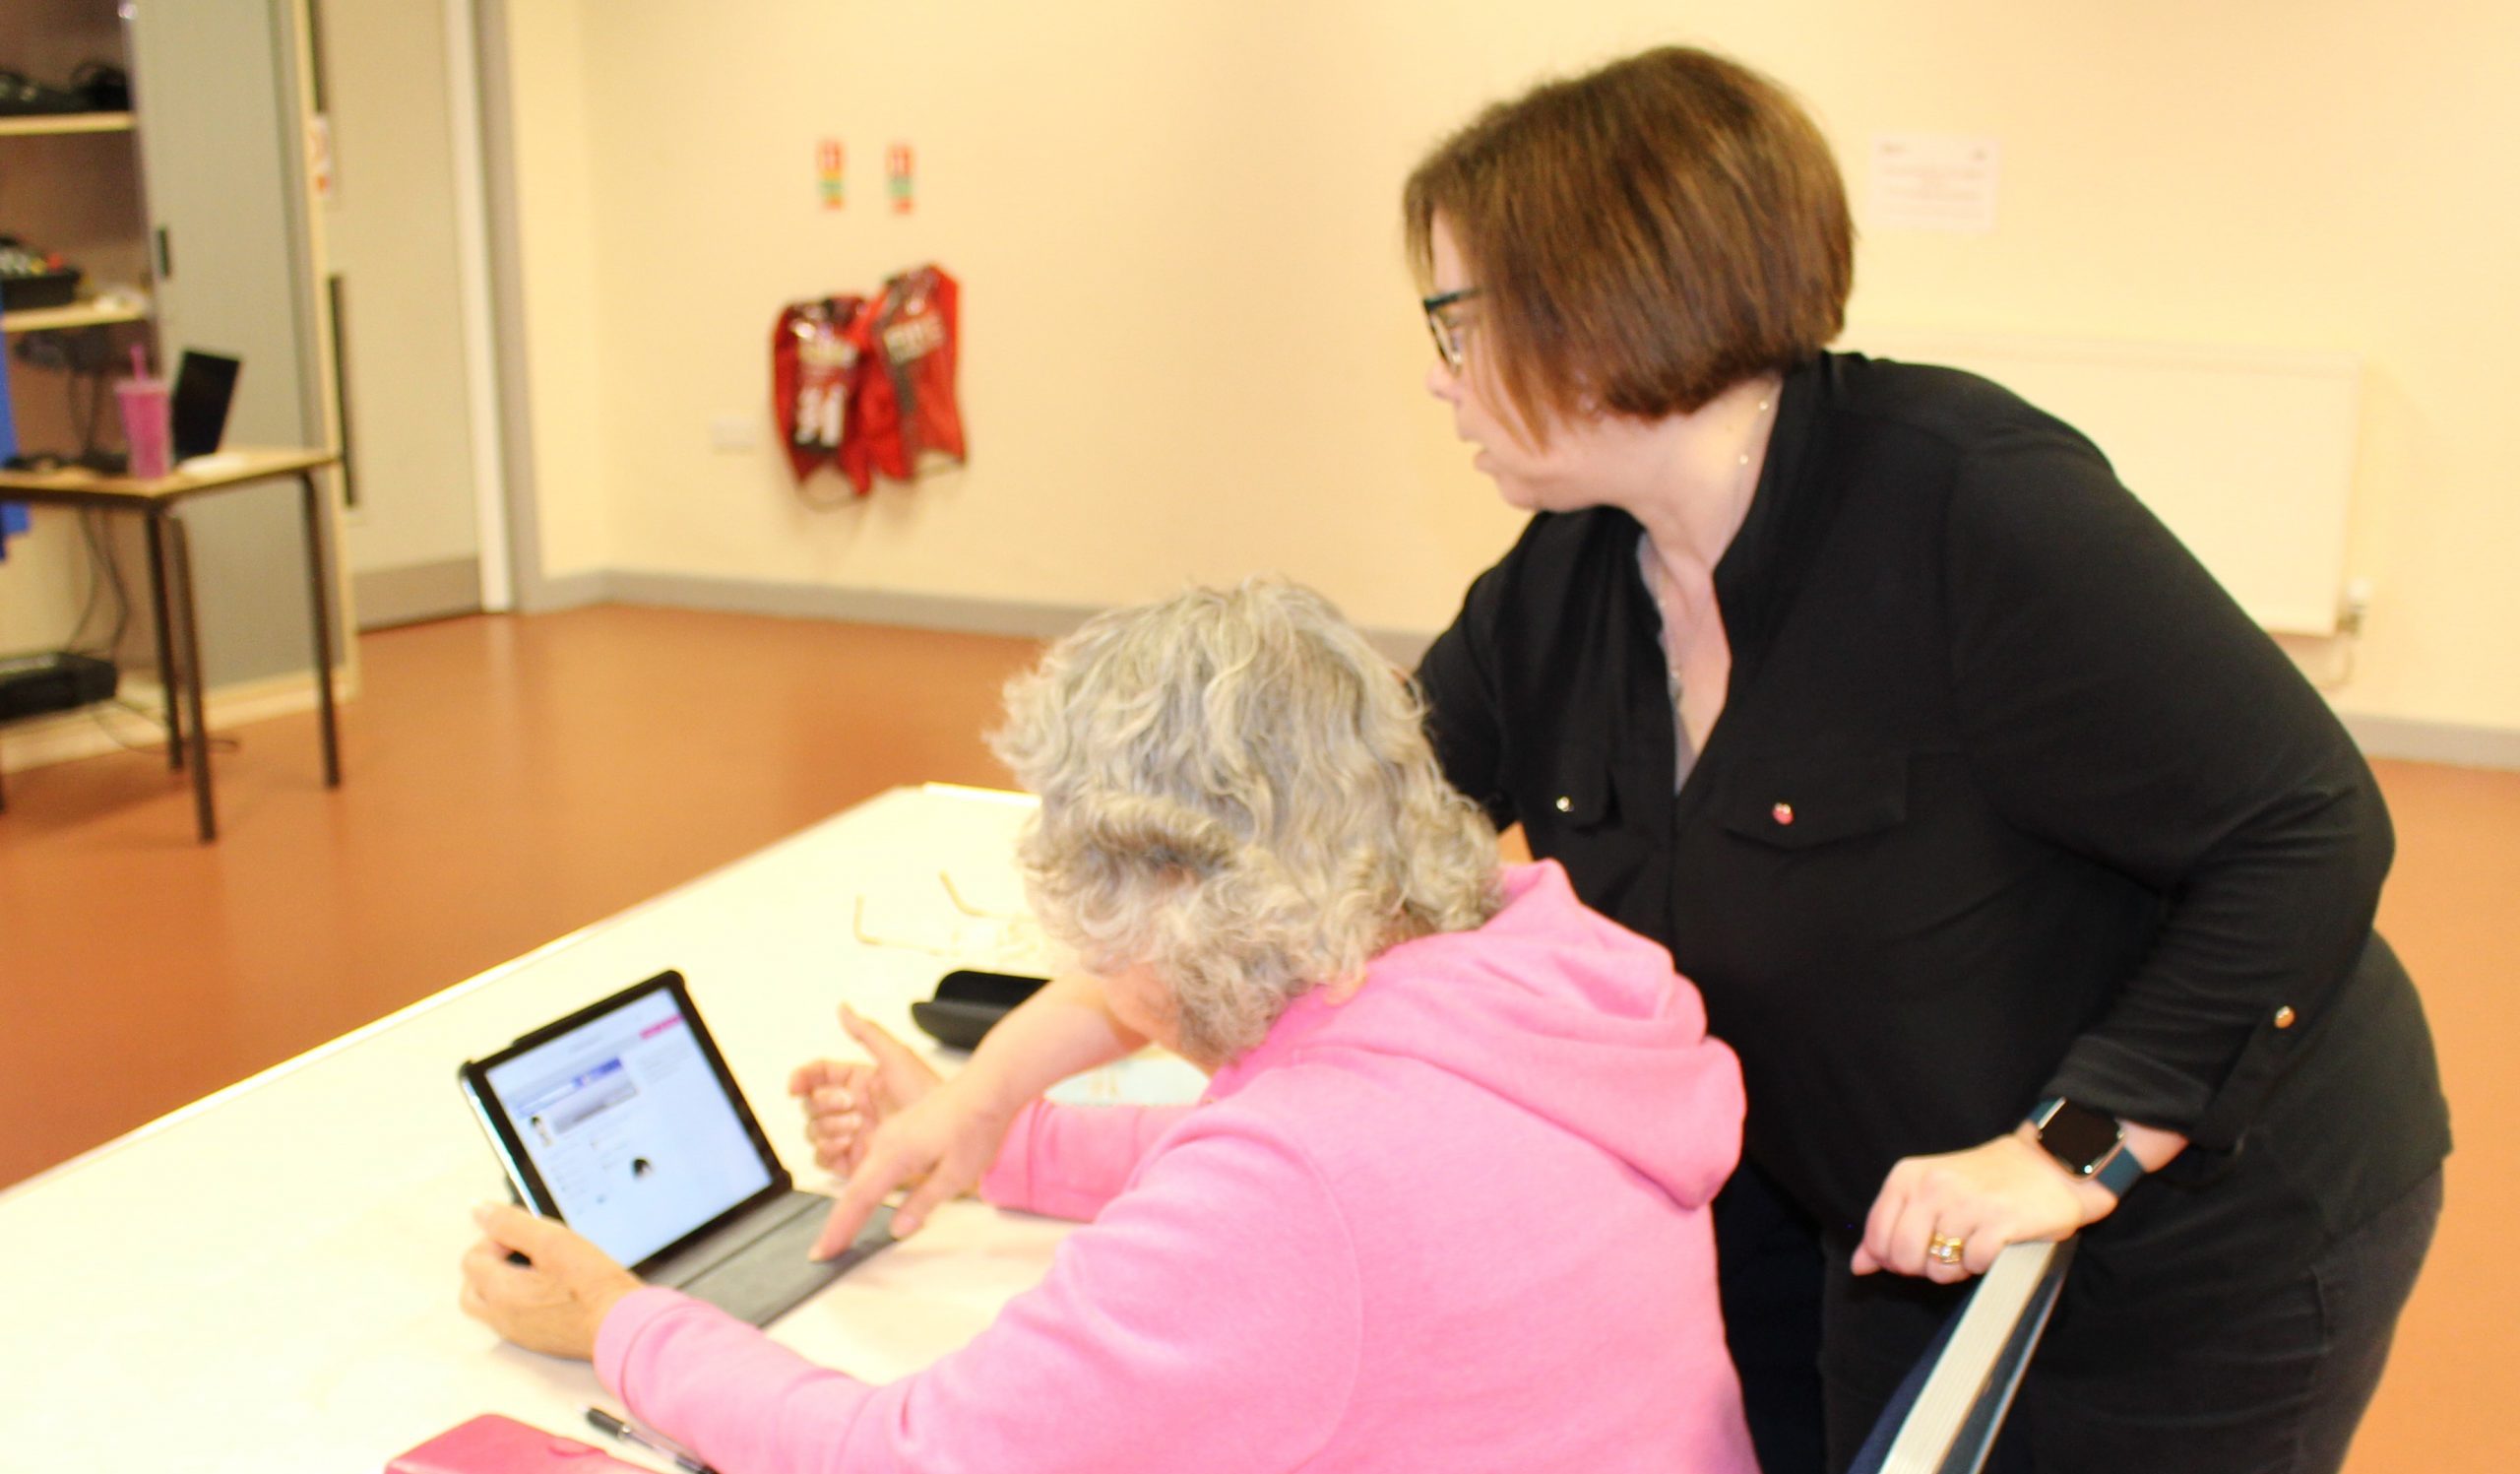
[{"x1": 0, "y1": 300, "x2": 22, "y2": 561}]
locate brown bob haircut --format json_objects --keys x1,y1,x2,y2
[{"x1": 1404, "y1": 46, "x2": 1853, "y2": 439}]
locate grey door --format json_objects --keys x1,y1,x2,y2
[{"x1": 128, "y1": 0, "x2": 333, "y2": 685}]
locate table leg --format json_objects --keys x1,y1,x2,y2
[
  {"x1": 167, "y1": 514, "x2": 217, "y2": 843},
  {"x1": 298, "y1": 472, "x2": 342, "y2": 787},
  {"x1": 146, "y1": 512, "x2": 184, "y2": 770}
]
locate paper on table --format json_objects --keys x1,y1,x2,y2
[{"x1": 1048, "y1": 1049, "x2": 1209, "y2": 1108}]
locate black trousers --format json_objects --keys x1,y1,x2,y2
[
  {"x1": 1716, "y1": 1167, "x2": 2443, "y2": 1474},
  {"x1": 1713, "y1": 1162, "x2": 1831, "y2": 1474}
]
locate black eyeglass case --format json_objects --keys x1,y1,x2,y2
[{"x1": 910, "y1": 968, "x2": 1050, "y2": 1051}]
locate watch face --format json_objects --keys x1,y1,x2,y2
[{"x1": 2038, "y1": 1101, "x2": 2123, "y2": 1176}]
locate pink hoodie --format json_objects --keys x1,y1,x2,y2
[{"x1": 597, "y1": 862, "x2": 1756, "y2": 1472}]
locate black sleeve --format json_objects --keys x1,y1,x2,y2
[
  {"x1": 1416, "y1": 559, "x2": 1518, "y2": 831},
  {"x1": 1943, "y1": 431, "x2": 2392, "y2": 1150}
]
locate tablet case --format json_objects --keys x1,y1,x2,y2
[
  {"x1": 387, "y1": 1414, "x2": 650, "y2": 1473},
  {"x1": 458, "y1": 970, "x2": 899, "y2": 1325}
]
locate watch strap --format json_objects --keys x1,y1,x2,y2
[{"x1": 2091, "y1": 1143, "x2": 2147, "y2": 1195}]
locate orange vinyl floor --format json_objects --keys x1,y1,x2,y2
[{"x1": 0, "y1": 605, "x2": 2510, "y2": 1471}]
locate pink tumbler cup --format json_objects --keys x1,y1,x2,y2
[{"x1": 116, "y1": 376, "x2": 173, "y2": 480}]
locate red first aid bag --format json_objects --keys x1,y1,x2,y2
[
  {"x1": 772, "y1": 295, "x2": 874, "y2": 493},
  {"x1": 869, "y1": 264, "x2": 966, "y2": 481}
]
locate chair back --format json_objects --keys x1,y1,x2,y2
[{"x1": 1845, "y1": 1239, "x2": 2076, "y2": 1474}]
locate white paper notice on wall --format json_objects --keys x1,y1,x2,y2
[{"x1": 1869, "y1": 133, "x2": 1999, "y2": 232}]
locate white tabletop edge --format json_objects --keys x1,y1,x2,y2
[{"x1": 919, "y1": 780, "x2": 1037, "y2": 809}]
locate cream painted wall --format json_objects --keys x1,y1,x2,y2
[{"x1": 499, "y1": 0, "x2": 2520, "y2": 734}]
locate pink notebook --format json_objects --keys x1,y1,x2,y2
[{"x1": 387, "y1": 1415, "x2": 650, "y2": 1473}]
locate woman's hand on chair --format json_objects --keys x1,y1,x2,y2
[{"x1": 1850, "y1": 1130, "x2": 2112, "y2": 1284}]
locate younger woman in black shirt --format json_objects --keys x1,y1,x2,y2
[{"x1": 1405, "y1": 45, "x2": 2446, "y2": 1474}]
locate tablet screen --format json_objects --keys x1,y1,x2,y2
[{"x1": 477, "y1": 983, "x2": 775, "y2": 1267}]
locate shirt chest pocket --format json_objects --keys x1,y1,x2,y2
[
  {"x1": 1534, "y1": 763, "x2": 1618, "y2": 831},
  {"x1": 1716, "y1": 748, "x2": 1910, "y2": 851},
  {"x1": 1519, "y1": 754, "x2": 1669, "y2": 931},
  {"x1": 1680, "y1": 748, "x2": 1927, "y2": 971},
  {"x1": 1691, "y1": 746, "x2": 2039, "y2": 953},
  {"x1": 1524, "y1": 760, "x2": 1628, "y2": 872}
]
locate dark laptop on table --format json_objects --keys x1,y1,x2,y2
[
  {"x1": 169, "y1": 350, "x2": 241, "y2": 463},
  {"x1": 458, "y1": 969, "x2": 895, "y2": 1325}
]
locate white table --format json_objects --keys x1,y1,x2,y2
[{"x1": 0, "y1": 784, "x2": 1200, "y2": 1471}]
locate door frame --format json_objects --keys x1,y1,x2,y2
[{"x1": 443, "y1": 0, "x2": 513, "y2": 612}]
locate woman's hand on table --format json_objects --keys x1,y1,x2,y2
[
  {"x1": 1851, "y1": 1118, "x2": 2187, "y2": 1283},
  {"x1": 789, "y1": 1003, "x2": 947, "y2": 1175},
  {"x1": 459, "y1": 1203, "x2": 643, "y2": 1360}
]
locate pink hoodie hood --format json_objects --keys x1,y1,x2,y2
[{"x1": 1207, "y1": 860, "x2": 1744, "y2": 1211}]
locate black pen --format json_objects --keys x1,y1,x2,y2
[{"x1": 583, "y1": 1405, "x2": 717, "y2": 1474}]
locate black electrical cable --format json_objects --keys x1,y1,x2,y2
[
  {"x1": 75, "y1": 695, "x2": 239, "y2": 758},
  {"x1": 68, "y1": 508, "x2": 133, "y2": 659},
  {"x1": 85, "y1": 510, "x2": 131, "y2": 654},
  {"x1": 59, "y1": 345, "x2": 109, "y2": 462},
  {"x1": 90, "y1": 360, "x2": 111, "y2": 461}
]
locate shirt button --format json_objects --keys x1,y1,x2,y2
[
  {"x1": 2273, "y1": 1005, "x2": 2297, "y2": 1029},
  {"x1": 1772, "y1": 802, "x2": 1795, "y2": 825},
  {"x1": 1554, "y1": 796, "x2": 1573, "y2": 812}
]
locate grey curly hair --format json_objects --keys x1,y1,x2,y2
[{"x1": 990, "y1": 577, "x2": 1502, "y2": 1066}]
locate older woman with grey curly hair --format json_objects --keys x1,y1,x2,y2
[
  {"x1": 465, "y1": 577, "x2": 1756, "y2": 1474},
  {"x1": 995, "y1": 578, "x2": 1502, "y2": 1067}
]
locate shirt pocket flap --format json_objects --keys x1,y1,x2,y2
[
  {"x1": 1537, "y1": 763, "x2": 1616, "y2": 828},
  {"x1": 1718, "y1": 749, "x2": 1910, "y2": 849}
]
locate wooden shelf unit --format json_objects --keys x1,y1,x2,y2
[
  {"x1": 0, "y1": 111, "x2": 135, "y2": 138},
  {"x1": 0, "y1": 298, "x2": 150, "y2": 334}
]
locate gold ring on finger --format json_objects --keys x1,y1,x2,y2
[{"x1": 1926, "y1": 1233, "x2": 1965, "y2": 1266}]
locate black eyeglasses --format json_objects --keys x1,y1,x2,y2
[{"x1": 1421, "y1": 288, "x2": 1483, "y2": 374}]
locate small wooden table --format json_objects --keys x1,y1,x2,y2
[{"x1": 0, "y1": 447, "x2": 344, "y2": 840}]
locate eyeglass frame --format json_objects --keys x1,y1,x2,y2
[{"x1": 1421, "y1": 288, "x2": 1483, "y2": 375}]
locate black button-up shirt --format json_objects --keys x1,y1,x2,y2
[{"x1": 1418, "y1": 352, "x2": 2447, "y2": 1307}]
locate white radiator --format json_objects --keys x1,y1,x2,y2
[{"x1": 1844, "y1": 329, "x2": 2360, "y2": 636}]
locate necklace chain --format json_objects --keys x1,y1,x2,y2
[{"x1": 1653, "y1": 390, "x2": 1775, "y2": 701}]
